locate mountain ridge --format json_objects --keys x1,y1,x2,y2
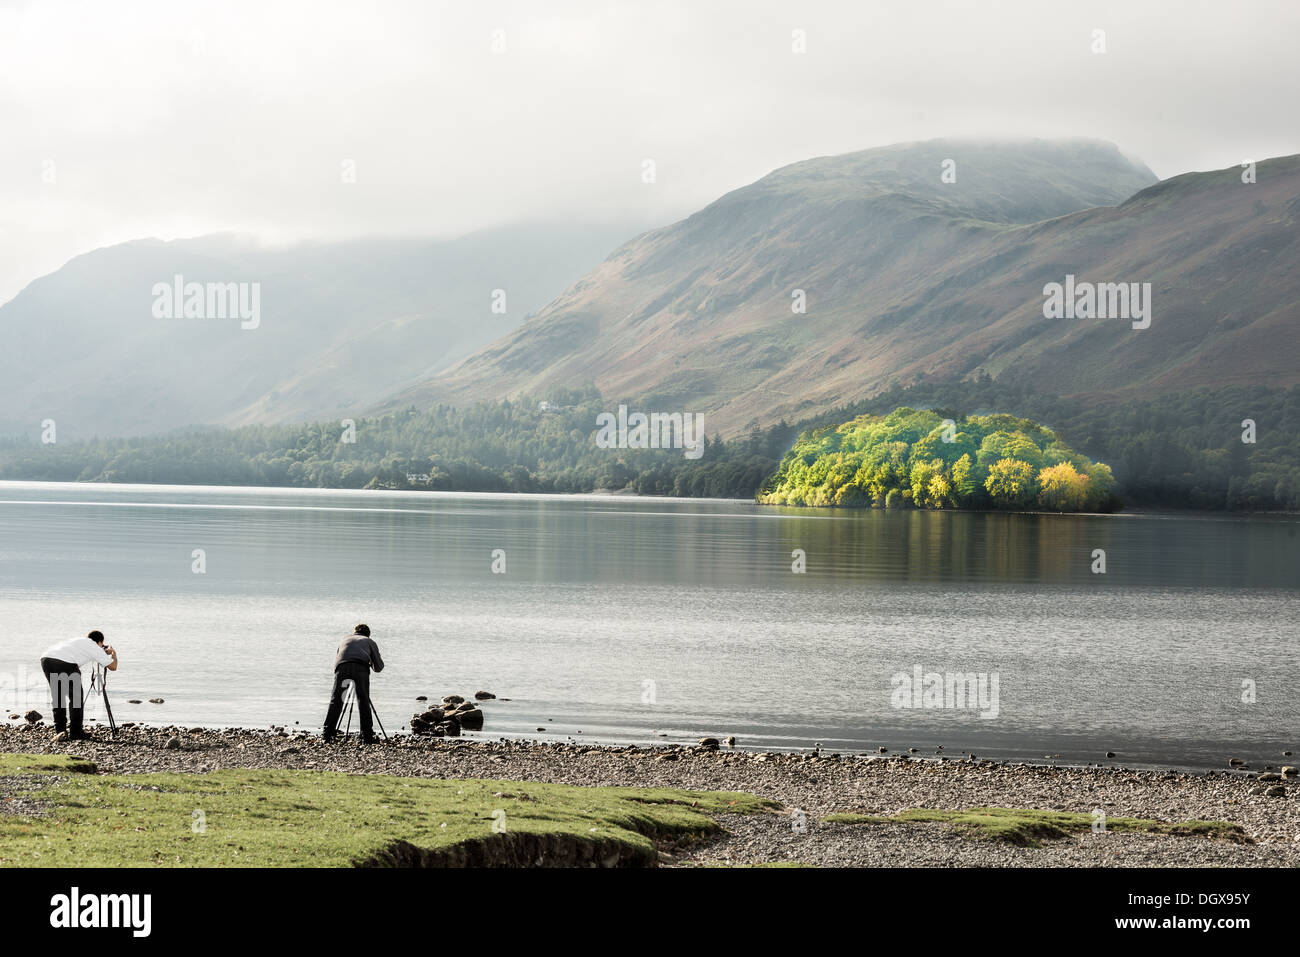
[{"x1": 378, "y1": 139, "x2": 1297, "y2": 434}]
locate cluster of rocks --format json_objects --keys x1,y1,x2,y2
[
  {"x1": 408, "y1": 691, "x2": 494, "y2": 737},
  {"x1": 1249, "y1": 765, "x2": 1298, "y2": 797}
]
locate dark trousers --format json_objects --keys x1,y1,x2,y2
[
  {"x1": 323, "y1": 662, "x2": 372, "y2": 738},
  {"x1": 40, "y1": 657, "x2": 85, "y2": 736}
]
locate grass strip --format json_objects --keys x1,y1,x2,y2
[{"x1": 0, "y1": 753, "x2": 774, "y2": 867}]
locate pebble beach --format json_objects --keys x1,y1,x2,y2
[{"x1": 2, "y1": 722, "x2": 1297, "y2": 867}]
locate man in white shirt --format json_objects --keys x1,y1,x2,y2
[{"x1": 39, "y1": 630, "x2": 118, "y2": 740}]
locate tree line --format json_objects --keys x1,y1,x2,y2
[{"x1": 1, "y1": 378, "x2": 1296, "y2": 511}]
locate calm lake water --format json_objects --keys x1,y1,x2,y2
[{"x1": 1, "y1": 481, "x2": 1297, "y2": 770}]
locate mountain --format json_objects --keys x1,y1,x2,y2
[
  {"x1": 0, "y1": 223, "x2": 642, "y2": 439},
  {"x1": 379, "y1": 139, "x2": 1300, "y2": 434}
]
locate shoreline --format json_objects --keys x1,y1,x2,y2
[
  {"x1": 6, "y1": 711, "x2": 1285, "y2": 777},
  {"x1": 3, "y1": 479, "x2": 1297, "y2": 517},
  {"x1": 4, "y1": 716, "x2": 1281, "y2": 778},
  {"x1": 3, "y1": 723, "x2": 1296, "y2": 867}
]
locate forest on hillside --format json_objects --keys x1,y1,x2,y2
[
  {"x1": 0, "y1": 386, "x2": 778, "y2": 499},
  {"x1": 1, "y1": 379, "x2": 1297, "y2": 511}
]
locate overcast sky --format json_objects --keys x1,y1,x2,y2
[{"x1": 2, "y1": 0, "x2": 1298, "y2": 305}]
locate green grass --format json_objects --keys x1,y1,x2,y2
[
  {"x1": 0, "y1": 754, "x2": 775, "y2": 868},
  {"x1": 822, "y1": 806, "x2": 1251, "y2": 847}
]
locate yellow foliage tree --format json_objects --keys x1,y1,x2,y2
[
  {"x1": 927, "y1": 473, "x2": 952, "y2": 508},
  {"x1": 1037, "y1": 462, "x2": 1091, "y2": 511},
  {"x1": 984, "y1": 458, "x2": 1037, "y2": 508}
]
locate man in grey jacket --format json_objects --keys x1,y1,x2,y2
[{"x1": 322, "y1": 624, "x2": 384, "y2": 744}]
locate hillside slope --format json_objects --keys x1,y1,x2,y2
[
  {"x1": 0, "y1": 223, "x2": 640, "y2": 439},
  {"x1": 381, "y1": 139, "x2": 1300, "y2": 434}
]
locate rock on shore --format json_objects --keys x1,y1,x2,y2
[{"x1": 409, "y1": 694, "x2": 487, "y2": 736}]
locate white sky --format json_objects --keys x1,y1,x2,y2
[{"x1": 2, "y1": 0, "x2": 1298, "y2": 305}]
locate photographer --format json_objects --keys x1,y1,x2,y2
[
  {"x1": 322, "y1": 624, "x2": 384, "y2": 744},
  {"x1": 38, "y1": 630, "x2": 117, "y2": 740}
]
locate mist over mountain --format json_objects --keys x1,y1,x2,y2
[
  {"x1": 0, "y1": 222, "x2": 643, "y2": 439},
  {"x1": 379, "y1": 138, "x2": 1299, "y2": 434},
  {"x1": 11, "y1": 138, "x2": 1298, "y2": 449}
]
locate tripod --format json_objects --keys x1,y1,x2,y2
[
  {"x1": 334, "y1": 688, "x2": 388, "y2": 742},
  {"x1": 87, "y1": 665, "x2": 117, "y2": 737}
]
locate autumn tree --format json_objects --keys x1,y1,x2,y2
[
  {"x1": 1037, "y1": 462, "x2": 1090, "y2": 511},
  {"x1": 984, "y1": 458, "x2": 1038, "y2": 508}
]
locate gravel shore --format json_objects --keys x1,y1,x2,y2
[{"x1": 3, "y1": 724, "x2": 1297, "y2": 867}]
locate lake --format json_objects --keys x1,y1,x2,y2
[{"x1": 1, "y1": 481, "x2": 1296, "y2": 770}]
